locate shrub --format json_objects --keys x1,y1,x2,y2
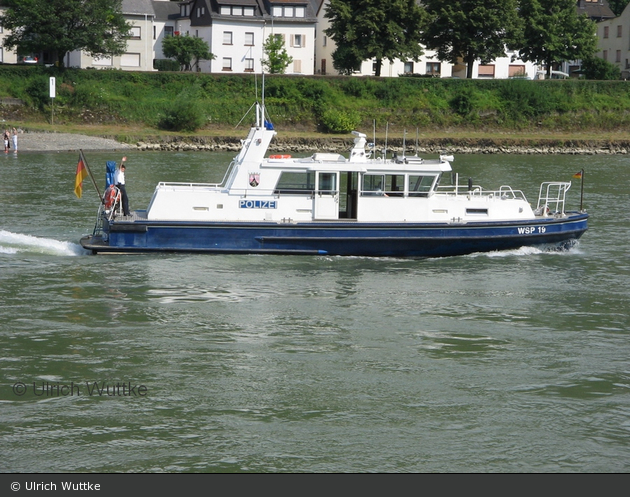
[
  {"x1": 320, "y1": 108, "x2": 361, "y2": 133},
  {"x1": 154, "y1": 59, "x2": 180, "y2": 72},
  {"x1": 158, "y1": 84, "x2": 206, "y2": 131}
]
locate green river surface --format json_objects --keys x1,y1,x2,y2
[{"x1": 0, "y1": 150, "x2": 628, "y2": 472}]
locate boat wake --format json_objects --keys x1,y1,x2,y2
[
  {"x1": 473, "y1": 241, "x2": 583, "y2": 259},
  {"x1": 0, "y1": 230, "x2": 88, "y2": 256}
]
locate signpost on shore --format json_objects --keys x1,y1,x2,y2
[{"x1": 49, "y1": 77, "x2": 56, "y2": 125}]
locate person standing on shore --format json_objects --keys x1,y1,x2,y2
[
  {"x1": 12, "y1": 128, "x2": 18, "y2": 152},
  {"x1": 113, "y1": 157, "x2": 130, "y2": 216}
]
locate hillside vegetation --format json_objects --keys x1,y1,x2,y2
[{"x1": 2, "y1": 66, "x2": 630, "y2": 139}]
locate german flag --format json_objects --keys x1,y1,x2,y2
[
  {"x1": 74, "y1": 156, "x2": 88, "y2": 198},
  {"x1": 573, "y1": 170, "x2": 583, "y2": 179}
]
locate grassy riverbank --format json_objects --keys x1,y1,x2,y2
[{"x1": 1, "y1": 66, "x2": 630, "y2": 147}]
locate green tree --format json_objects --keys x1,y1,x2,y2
[
  {"x1": 162, "y1": 34, "x2": 214, "y2": 71},
  {"x1": 324, "y1": 0, "x2": 426, "y2": 77},
  {"x1": 0, "y1": 0, "x2": 131, "y2": 66},
  {"x1": 261, "y1": 34, "x2": 293, "y2": 74},
  {"x1": 581, "y1": 56, "x2": 621, "y2": 80},
  {"x1": 607, "y1": 0, "x2": 629, "y2": 16},
  {"x1": 518, "y1": 0, "x2": 597, "y2": 78},
  {"x1": 421, "y1": 0, "x2": 522, "y2": 79}
]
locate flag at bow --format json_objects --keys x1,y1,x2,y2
[
  {"x1": 573, "y1": 170, "x2": 583, "y2": 179},
  {"x1": 74, "y1": 155, "x2": 88, "y2": 198}
]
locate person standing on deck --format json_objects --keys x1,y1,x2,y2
[{"x1": 113, "y1": 157, "x2": 130, "y2": 216}]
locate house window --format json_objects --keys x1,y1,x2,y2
[
  {"x1": 197, "y1": 7, "x2": 205, "y2": 17},
  {"x1": 293, "y1": 60, "x2": 302, "y2": 73},
  {"x1": 272, "y1": 6, "x2": 304, "y2": 17},
  {"x1": 220, "y1": 6, "x2": 230, "y2": 15},
  {"x1": 245, "y1": 58, "x2": 254, "y2": 72},
  {"x1": 323, "y1": 36, "x2": 327, "y2": 47},
  {"x1": 222, "y1": 57, "x2": 232, "y2": 71},
  {"x1": 617, "y1": 25, "x2": 622, "y2": 37},
  {"x1": 93, "y1": 55, "x2": 113, "y2": 66},
  {"x1": 121, "y1": 53, "x2": 141, "y2": 67},
  {"x1": 292, "y1": 34, "x2": 303, "y2": 48},
  {"x1": 244, "y1": 7, "x2": 254, "y2": 16},
  {"x1": 604, "y1": 26, "x2": 609, "y2": 38},
  {"x1": 165, "y1": 26, "x2": 173, "y2": 38},
  {"x1": 426, "y1": 62, "x2": 441, "y2": 76},
  {"x1": 245, "y1": 32, "x2": 254, "y2": 46},
  {"x1": 603, "y1": 50, "x2": 608, "y2": 61},
  {"x1": 129, "y1": 26, "x2": 141, "y2": 40},
  {"x1": 508, "y1": 64, "x2": 526, "y2": 77},
  {"x1": 616, "y1": 50, "x2": 621, "y2": 63},
  {"x1": 404, "y1": 61, "x2": 414, "y2": 74},
  {"x1": 223, "y1": 32, "x2": 233, "y2": 45},
  {"x1": 478, "y1": 64, "x2": 495, "y2": 78},
  {"x1": 233, "y1": 6, "x2": 242, "y2": 16}
]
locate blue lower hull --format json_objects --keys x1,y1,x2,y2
[{"x1": 80, "y1": 212, "x2": 588, "y2": 258}]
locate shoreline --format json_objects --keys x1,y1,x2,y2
[{"x1": 12, "y1": 130, "x2": 630, "y2": 155}]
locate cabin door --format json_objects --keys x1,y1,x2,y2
[{"x1": 314, "y1": 172, "x2": 339, "y2": 220}]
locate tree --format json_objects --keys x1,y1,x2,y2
[
  {"x1": 162, "y1": 34, "x2": 214, "y2": 71},
  {"x1": 607, "y1": 0, "x2": 630, "y2": 16},
  {"x1": 421, "y1": 0, "x2": 522, "y2": 79},
  {"x1": 324, "y1": 0, "x2": 426, "y2": 77},
  {"x1": 0, "y1": 0, "x2": 131, "y2": 66},
  {"x1": 261, "y1": 34, "x2": 293, "y2": 74},
  {"x1": 518, "y1": 0, "x2": 597, "y2": 78},
  {"x1": 581, "y1": 56, "x2": 621, "y2": 80}
]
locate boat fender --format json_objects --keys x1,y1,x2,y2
[{"x1": 104, "y1": 185, "x2": 119, "y2": 210}]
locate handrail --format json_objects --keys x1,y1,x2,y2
[{"x1": 536, "y1": 181, "x2": 571, "y2": 216}]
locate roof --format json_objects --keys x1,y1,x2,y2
[
  {"x1": 152, "y1": 0, "x2": 181, "y2": 20},
  {"x1": 576, "y1": 0, "x2": 615, "y2": 21},
  {"x1": 122, "y1": 0, "x2": 156, "y2": 16},
  {"x1": 268, "y1": 0, "x2": 310, "y2": 4},
  {"x1": 216, "y1": 0, "x2": 259, "y2": 5}
]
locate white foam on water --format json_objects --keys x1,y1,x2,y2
[
  {"x1": 0, "y1": 230, "x2": 88, "y2": 256},
  {"x1": 470, "y1": 241, "x2": 583, "y2": 259}
]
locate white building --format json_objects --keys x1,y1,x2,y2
[{"x1": 65, "y1": 0, "x2": 156, "y2": 71}]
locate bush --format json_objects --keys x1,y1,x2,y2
[
  {"x1": 320, "y1": 108, "x2": 361, "y2": 133},
  {"x1": 158, "y1": 84, "x2": 206, "y2": 131},
  {"x1": 154, "y1": 59, "x2": 180, "y2": 72}
]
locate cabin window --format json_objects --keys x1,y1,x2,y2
[
  {"x1": 384, "y1": 174, "x2": 404, "y2": 196},
  {"x1": 409, "y1": 175, "x2": 436, "y2": 197},
  {"x1": 362, "y1": 174, "x2": 404, "y2": 196},
  {"x1": 274, "y1": 171, "x2": 315, "y2": 194},
  {"x1": 317, "y1": 172, "x2": 337, "y2": 194},
  {"x1": 466, "y1": 208, "x2": 488, "y2": 215},
  {"x1": 362, "y1": 174, "x2": 384, "y2": 195}
]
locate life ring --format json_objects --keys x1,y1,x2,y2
[
  {"x1": 104, "y1": 185, "x2": 119, "y2": 210},
  {"x1": 269, "y1": 154, "x2": 291, "y2": 159}
]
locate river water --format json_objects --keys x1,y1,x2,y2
[{"x1": 1, "y1": 150, "x2": 628, "y2": 473}]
